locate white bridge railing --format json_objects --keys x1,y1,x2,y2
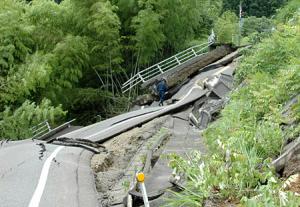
[
  {"x1": 122, "y1": 42, "x2": 213, "y2": 93},
  {"x1": 30, "y1": 120, "x2": 51, "y2": 139}
]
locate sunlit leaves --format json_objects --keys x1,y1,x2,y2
[
  {"x1": 0, "y1": 0, "x2": 33, "y2": 75},
  {"x1": 0, "y1": 52, "x2": 51, "y2": 106},
  {"x1": 131, "y1": 8, "x2": 165, "y2": 64},
  {"x1": 214, "y1": 11, "x2": 239, "y2": 44},
  {"x1": 87, "y1": 0, "x2": 122, "y2": 72},
  {"x1": 235, "y1": 16, "x2": 300, "y2": 82},
  {"x1": 48, "y1": 35, "x2": 89, "y2": 91},
  {"x1": 0, "y1": 99, "x2": 66, "y2": 140}
]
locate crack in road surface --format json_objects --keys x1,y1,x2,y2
[{"x1": 36, "y1": 143, "x2": 46, "y2": 160}]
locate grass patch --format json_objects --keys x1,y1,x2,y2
[{"x1": 165, "y1": 10, "x2": 300, "y2": 207}]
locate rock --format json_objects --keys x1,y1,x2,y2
[
  {"x1": 189, "y1": 97, "x2": 227, "y2": 129},
  {"x1": 272, "y1": 136, "x2": 300, "y2": 173},
  {"x1": 133, "y1": 94, "x2": 156, "y2": 106}
]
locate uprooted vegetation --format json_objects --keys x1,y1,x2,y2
[{"x1": 166, "y1": 6, "x2": 300, "y2": 207}]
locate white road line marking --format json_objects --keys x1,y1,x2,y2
[{"x1": 28, "y1": 146, "x2": 65, "y2": 207}]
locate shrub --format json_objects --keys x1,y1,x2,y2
[
  {"x1": 214, "y1": 11, "x2": 239, "y2": 44},
  {"x1": 166, "y1": 9, "x2": 300, "y2": 207},
  {"x1": 0, "y1": 99, "x2": 66, "y2": 140}
]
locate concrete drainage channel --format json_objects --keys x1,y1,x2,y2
[{"x1": 91, "y1": 117, "x2": 171, "y2": 207}]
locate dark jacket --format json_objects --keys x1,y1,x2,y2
[{"x1": 157, "y1": 81, "x2": 167, "y2": 93}]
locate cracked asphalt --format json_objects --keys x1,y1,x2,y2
[
  {"x1": 0, "y1": 54, "x2": 236, "y2": 207},
  {"x1": 0, "y1": 140, "x2": 98, "y2": 207}
]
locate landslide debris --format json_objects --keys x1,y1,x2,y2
[{"x1": 91, "y1": 117, "x2": 168, "y2": 206}]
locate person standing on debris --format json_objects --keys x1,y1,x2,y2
[
  {"x1": 208, "y1": 29, "x2": 216, "y2": 44},
  {"x1": 157, "y1": 78, "x2": 168, "y2": 106}
]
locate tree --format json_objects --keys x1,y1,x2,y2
[
  {"x1": 275, "y1": 0, "x2": 300, "y2": 23},
  {"x1": 0, "y1": 99, "x2": 66, "y2": 140},
  {"x1": 131, "y1": 7, "x2": 165, "y2": 65},
  {"x1": 223, "y1": 0, "x2": 287, "y2": 17},
  {"x1": 242, "y1": 16, "x2": 273, "y2": 36},
  {"x1": 214, "y1": 11, "x2": 239, "y2": 44},
  {"x1": 129, "y1": 0, "x2": 222, "y2": 67},
  {"x1": 47, "y1": 35, "x2": 89, "y2": 95}
]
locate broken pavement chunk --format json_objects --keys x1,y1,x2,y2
[{"x1": 204, "y1": 76, "x2": 231, "y2": 99}]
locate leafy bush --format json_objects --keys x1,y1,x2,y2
[
  {"x1": 276, "y1": 0, "x2": 300, "y2": 23},
  {"x1": 167, "y1": 9, "x2": 300, "y2": 206},
  {"x1": 131, "y1": 7, "x2": 165, "y2": 65},
  {"x1": 241, "y1": 16, "x2": 274, "y2": 44},
  {"x1": 0, "y1": 52, "x2": 51, "y2": 107},
  {"x1": 0, "y1": 99, "x2": 66, "y2": 140},
  {"x1": 242, "y1": 16, "x2": 273, "y2": 36},
  {"x1": 214, "y1": 11, "x2": 239, "y2": 44},
  {"x1": 235, "y1": 17, "x2": 300, "y2": 83}
]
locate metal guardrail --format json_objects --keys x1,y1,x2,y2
[
  {"x1": 38, "y1": 119, "x2": 76, "y2": 141},
  {"x1": 30, "y1": 119, "x2": 77, "y2": 140},
  {"x1": 30, "y1": 120, "x2": 51, "y2": 139},
  {"x1": 122, "y1": 42, "x2": 213, "y2": 93}
]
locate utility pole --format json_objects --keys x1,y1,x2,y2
[{"x1": 238, "y1": 1, "x2": 243, "y2": 46}]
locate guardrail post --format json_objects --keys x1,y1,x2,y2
[
  {"x1": 174, "y1": 56, "x2": 181, "y2": 64},
  {"x1": 191, "y1": 48, "x2": 197, "y2": 56},
  {"x1": 157, "y1": 65, "x2": 164, "y2": 74},
  {"x1": 136, "y1": 172, "x2": 149, "y2": 207},
  {"x1": 138, "y1": 73, "x2": 146, "y2": 82},
  {"x1": 45, "y1": 121, "x2": 51, "y2": 132}
]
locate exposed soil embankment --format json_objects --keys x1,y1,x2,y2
[
  {"x1": 141, "y1": 44, "x2": 235, "y2": 90},
  {"x1": 91, "y1": 116, "x2": 168, "y2": 206}
]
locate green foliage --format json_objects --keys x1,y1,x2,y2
[
  {"x1": 275, "y1": 0, "x2": 300, "y2": 23},
  {"x1": 60, "y1": 88, "x2": 128, "y2": 125},
  {"x1": 87, "y1": 0, "x2": 122, "y2": 72},
  {"x1": 292, "y1": 97, "x2": 300, "y2": 122},
  {"x1": 48, "y1": 35, "x2": 89, "y2": 92},
  {"x1": 0, "y1": 52, "x2": 51, "y2": 107},
  {"x1": 131, "y1": 7, "x2": 165, "y2": 64},
  {"x1": 235, "y1": 17, "x2": 300, "y2": 82},
  {"x1": 0, "y1": 99, "x2": 66, "y2": 140},
  {"x1": 167, "y1": 9, "x2": 300, "y2": 206},
  {"x1": 240, "y1": 14, "x2": 274, "y2": 45},
  {"x1": 127, "y1": 0, "x2": 222, "y2": 66},
  {"x1": 242, "y1": 16, "x2": 273, "y2": 37},
  {"x1": 0, "y1": 0, "x2": 33, "y2": 75},
  {"x1": 214, "y1": 11, "x2": 239, "y2": 44},
  {"x1": 153, "y1": 0, "x2": 222, "y2": 50},
  {"x1": 223, "y1": 0, "x2": 287, "y2": 17},
  {"x1": 26, "y1": 0, "x2": 67, "y2": 50},
  {"x1": 0, "y1": 0, "x2": 125, "y2": 139}
]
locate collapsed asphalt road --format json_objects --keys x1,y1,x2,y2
[
  {"x1": 0, "y1": 49, "x2": 240, "y2": 207},
  {"x1": 0, "y1": 84, "x2": 204, "y2": 207},
  {"x1": 0, "y1": 80, "x2": 210, "y2": 207}
]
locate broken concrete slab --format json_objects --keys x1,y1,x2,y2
[
  {"x1": 204, "y1": 76, "x2": 231, "y2": 99},
  {"x1": 273, "y1": 136, "x2": 300, "y2": 173},
  {"x1": 189, "y1": 67, "x2": 234, "y2": 129},
  {"x1": 189, "y1": 98, "x2": 226, "y2": 130}
]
